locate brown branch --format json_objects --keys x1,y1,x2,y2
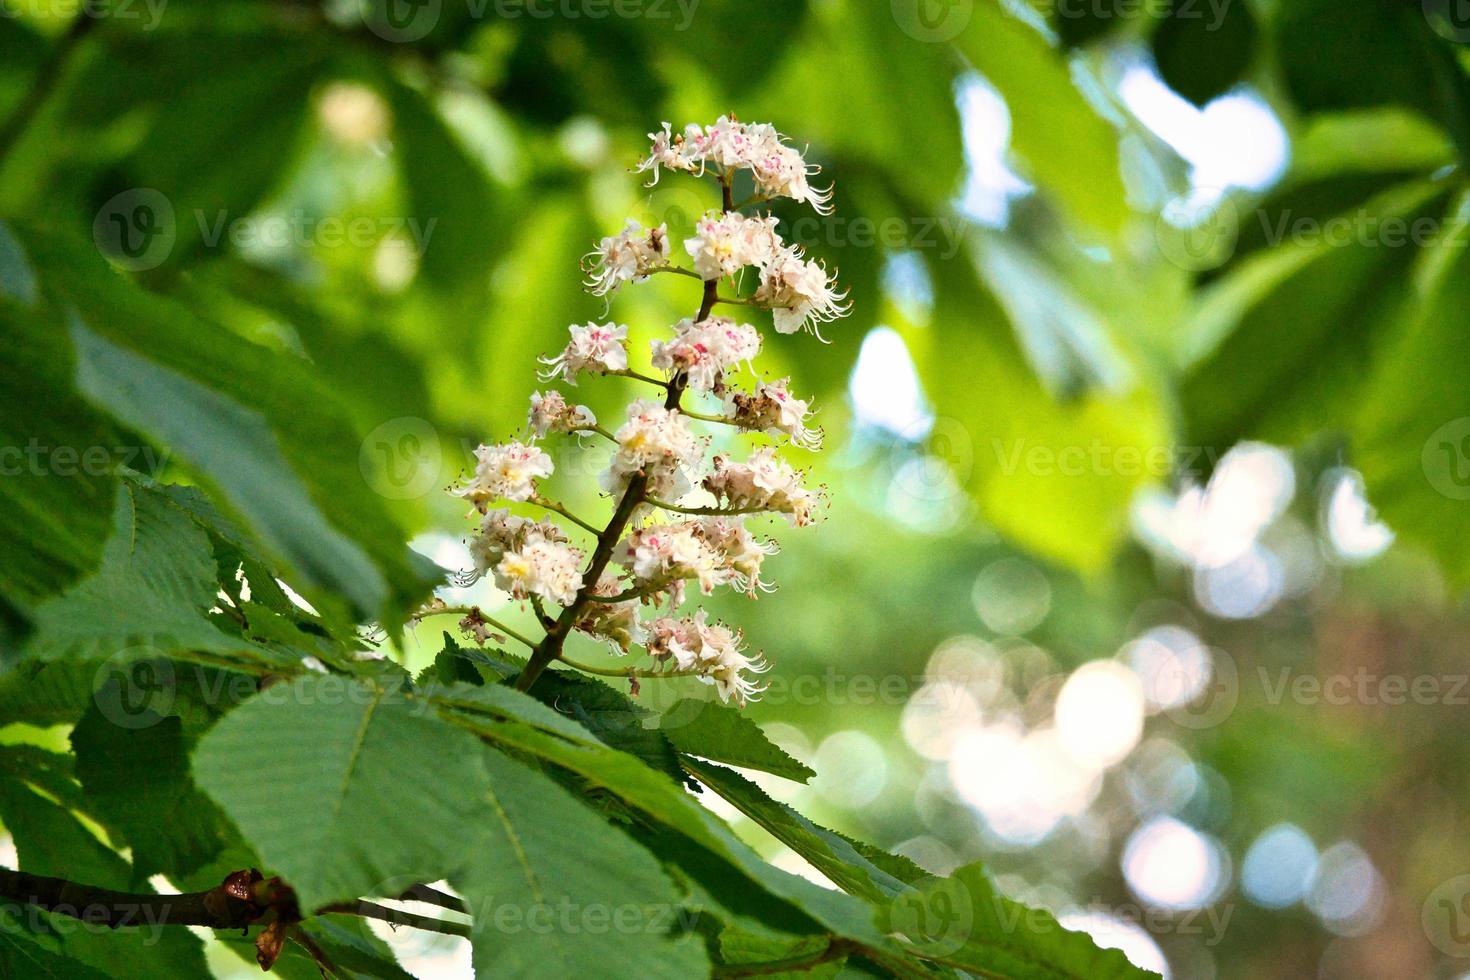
[{"x1": 0, "y1": 867, "x2": 269, "y2": 931}]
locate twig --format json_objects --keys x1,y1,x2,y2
[
  {"x1": 607, "y1": 368, "x2": 670, "y2": 389},
  {"x1": 317, "y1": 900, "x2": 470, "y2": 938},
  {"x1": 0, "y1": 867, "x2": 266, "y2": 931},
  {"x1": 555, "y1": 654, "x2": 703, "y2": 680},
  {"x1": 529, "y1": 495, "x2": 600, "y2": 535},
  {"x1": 644, "y1": 498, "x2": 767, "y2": 517}
]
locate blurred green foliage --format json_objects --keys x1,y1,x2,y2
[{"x1": 2, "y1": 0, "x2": 1470, "y2": 977}]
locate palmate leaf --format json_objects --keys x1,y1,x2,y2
[
  {"x1": 19, "y1": 481, "x2": 259, "y2": 666},
  {"x1": 69, "y1": 706, "x2": 234, "y2": 882},
  {"x1": 0, "y1": 928, "x2": 112, "y2": 980},
  {"x1": 0, "y1": 778, "x2": 211, "y2": 979},
  {"x1": 0, "y1": 259, "x2": 120, "y2": 621},
  {"x1": 439, "y1": 706, "x2": 925, "y2": 970},
  {"x1": 1352, "y1": 188, "x2": 1470, "y2": 584},
  {"x1": 682, "y1": 759, "x2": 909, "y2": 904},
  {"x1": 1179, "y1": 179, "x2": 1449, "y2": 454},
  {"x1": 661, "y1": 698, "x2": 815, "y2": 783},
  {"x1": 12, "y1": 224, "x2": 440, "y2": 631},
  {"x1": 458, "y1": 749, "x2": 709, "y2": 978},
  {"x1": 191, "y1": 675, "x2": 493, "y2": 912},
  {"x1": 886, "y1": 864, "x2": 1159, "y2": 980},
  {"x1": 956, "y1": 1, "x2": 1131, "y2": 237},
  {"x1": 920, "y1": 245, "x2": 1169, "y2": 574}
]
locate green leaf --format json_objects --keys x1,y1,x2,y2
[
  {"x1": 0, "y1": 779, "x2": 211, "y2": 979},
  {"x1": 13, "y1": 224, "x2": 439, "y2": 629},
  {"x1": 20, "y1": 482, "x2": 258, "y2": 665},
  {"x1": 442, "y1": 711, "x2": 895, "y2": 950},
  {"x1": 683, "y1": 759, "x2": 908, "y2": 904},
  {"x1": 887, "y1": 863, "x2": 1159, "y2": 979},
  {"x1": 956, "y1": 1, "x2": 1130, "y2": 236},
  {"x1": 1353, "y1": 188, "x2": 1470, "y2": 584},
  {"x1": 69, "y1": 706, "x2": 233, "y2": 881},
  {"x1": 192, "y1": 675, "x2": 492, "y2": 911},
  {"x1": 533, "y1": 669, "x2": 689, "y2": 786},
  {"x1": 1180, "y1": 180, "x2": 1447, "y2": 451},
  {"x1": 921, "y1": 245, "x2": 1170, "y2": 573},
  {"x1": 0, "y1": 263, "x2": 120, "y2": 618},
  {"x1": 661, "y1": 699, "x2": 814, "y2": 783},
  {"x1": 456, "y1": 749, "x2": 709, "y2": 978},
  {"x1": 1152, "y1": 0, "x2": 1258, "y2": 107},
  {"x1": 0, "y1": 928, "x2": 112, "y2": 980}
]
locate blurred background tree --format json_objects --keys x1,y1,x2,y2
[{"x1": 3, "y1": 0, "x2": 1470, "y2": 977}]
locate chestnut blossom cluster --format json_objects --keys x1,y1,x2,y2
[
  {"x1": 638, "y1": 116, "x2": 833, "y2": 214},
  {"x1": 443, "y1": 118, "x2": 849, "y2": 706}
]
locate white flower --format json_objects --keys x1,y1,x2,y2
[
  {"x1": 697, "y1": 516, "x2": 778, "y2": 595},
  {"x1": 637, "y1": 117, "x2": 832, "y2": 215},
  {"x1": 453, "y1": 442, "x2": 553, "y2": 509},
  {"x1": 744, "y1": 122, "x2": 833, "y2": 213},
  {"x1": 496, "y1": 537, "x2": 584, "y2": 607},
  {"x1": 646, "y1": 609, "x2": 767, "y2": 705},
  {"x1": 602, "y1": 399, "x2": 703, "y2": 499},
  {"x1": 754, "y1": 246, "x2": 849, "y2": 338},
  {"x1": 528, "y1": 390, "x2": 596, "y2": 439},
  {"x1": 618, "y1": 522, "x2": 726, "y2": 596},
  {"x1": 724, "y1": 377, "x2": 822, "y2": 450},
  {"x1": 650, "y1": 316, "x2": 761, "y2": 393},
  {"x1": 703, "y1": 447, "x2": 823, "y2": 526},
  {"x1": 684, "y1": 211, "x2": 782, "y2": 281},
  {"x1": 539, "y1": 322, "x2": 629, "y2": 385},
  {"x1": 636, "y1": 122, "x2": 700, "y2": 183},
  {"x1": 575, "y1": 573, "x2": 646, "y2": 653},
  {"x1": 468, "y1": 509, "x2": 568, "y2": 578},
  {"x1": 584, "y1": 219, "x2": 669, "y2": 297}
]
